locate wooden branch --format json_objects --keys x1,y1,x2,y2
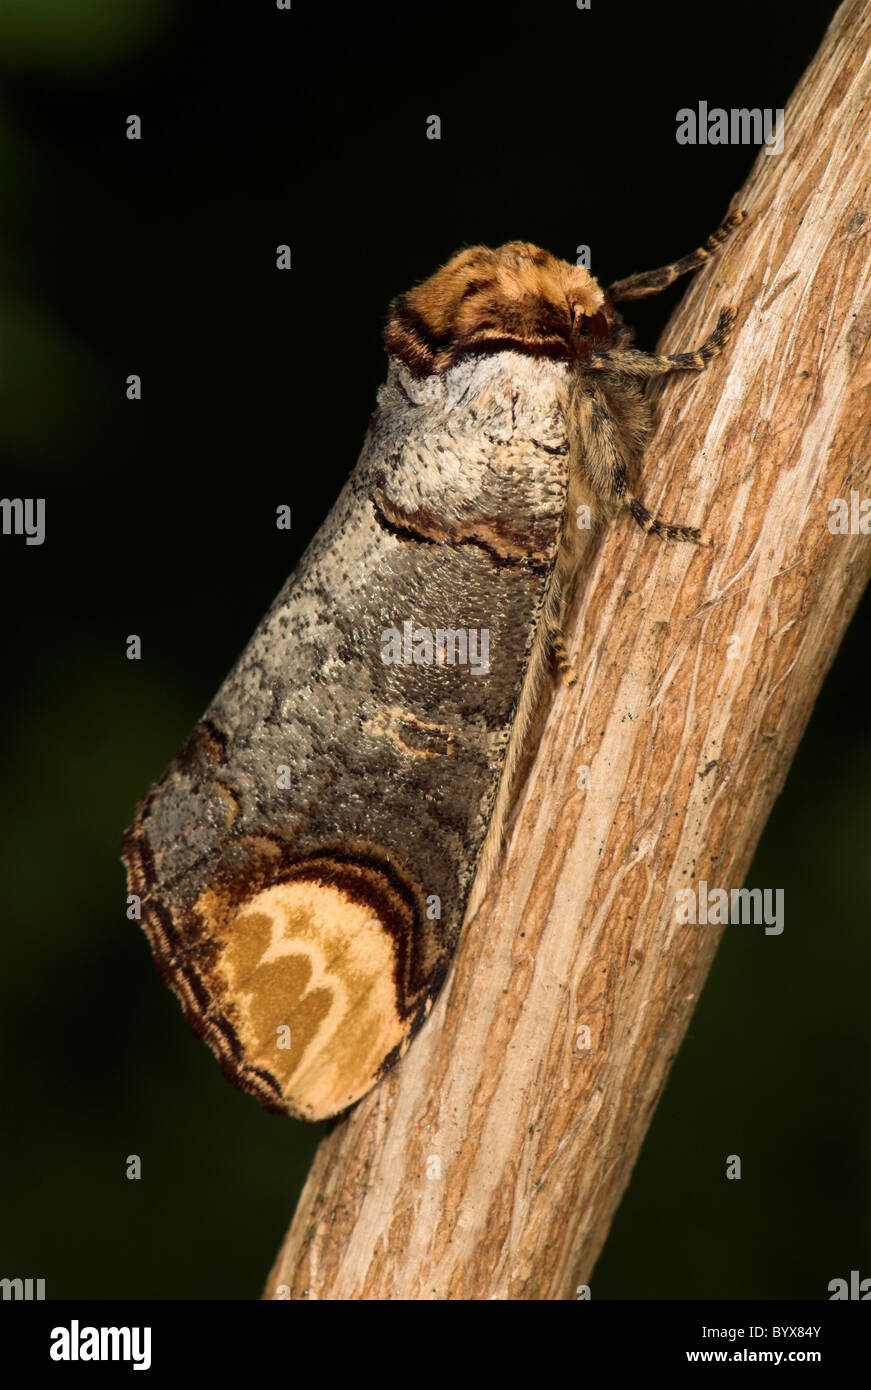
[{"x1": 264, "y1": 0, "x2": 871, "y2": 1300}]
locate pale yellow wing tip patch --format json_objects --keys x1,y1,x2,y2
[{"x1": 197, "y1": 877, "x2": 408, "y2": 1122}]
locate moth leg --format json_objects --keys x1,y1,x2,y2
[
  {"x1": 607, "y1": 210, "x2": 746, "y2": 302},
  {"x1": 586, "y1": 307, "x2": 736, "y2": 379},
  {"x1": 573, "y1": 380, "x2": 710, "y2": 545},
  {"x1": 547, "y1": 618, "x2": 577, "y2": 685}
]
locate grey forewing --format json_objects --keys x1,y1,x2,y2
[{"x1": 132, "y1": 351, "x2": 572, "y2": 1011}]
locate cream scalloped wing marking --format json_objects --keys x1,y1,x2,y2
[{"x1": 195, "y1": 880, "x2": 407, "y2": 1121}]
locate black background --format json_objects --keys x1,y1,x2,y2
[{"x1": 1, "y1": 0, "x2": 868, "y2": 1300}]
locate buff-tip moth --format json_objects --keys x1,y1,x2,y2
[{"x1": 122, "y1": 211, "x2": 745, "y2": 1121}]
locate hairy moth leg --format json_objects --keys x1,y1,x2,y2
[
  {"x1": 586, "y1": 307, "x2": 737, "y2": 379},
  {"x1": 607, "y1": 210, "x2": 746, "y2": 302},
  {"x1": 571, "y1": 379, "x2": 711, "y2": 545},
  {"x1": 546, "y1": 615, "x2": 577, "y2": 685}
]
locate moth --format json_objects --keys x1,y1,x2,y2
[{"x1": 123, "y1": 211, "x2": 744, "y2": 1122}]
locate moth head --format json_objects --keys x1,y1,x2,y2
[{"x1": 385, "y1": 241, "x2": 621, "y2": 374}]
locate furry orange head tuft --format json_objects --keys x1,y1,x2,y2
[{"x1": 385, "y1": 241, "x2": 621, "y2": 375}]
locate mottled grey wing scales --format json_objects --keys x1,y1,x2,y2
[{"x1": 122, "y1": 351, "x2": 571, "y2": 1120}]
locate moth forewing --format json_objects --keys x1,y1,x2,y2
[
  {"x1": 123, "y1": 351, "x2": 574, "y2": 1122},
  {"x1": 123, "y1": 222, "x2": 743, "y2": 1121}
]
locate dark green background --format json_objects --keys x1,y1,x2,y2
[{"x1": 1, "y1": 0, "x2": 866, "y2": 1299}]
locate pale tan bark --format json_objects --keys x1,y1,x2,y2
[{"x1": 264, "y1": 0, "x2": 871, "y2": 1300}]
